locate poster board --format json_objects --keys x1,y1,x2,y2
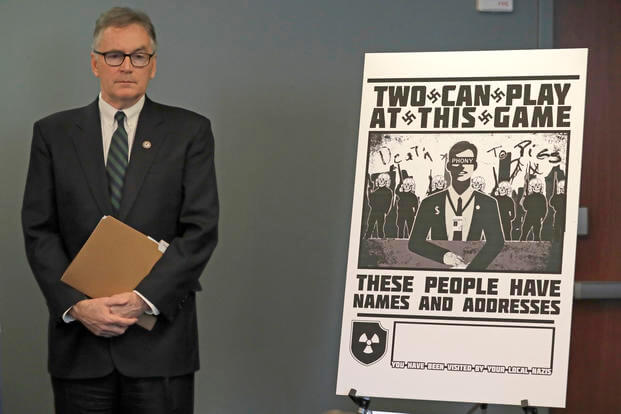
[{"x1": 337, "y1": 49, "x2": 588, "y2": 408}]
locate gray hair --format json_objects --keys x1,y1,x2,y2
[{"x1": 93, "y1": 7, "x2": 157, "y2": 52}]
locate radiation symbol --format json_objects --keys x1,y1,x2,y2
[
  {"x1": 359, "y1": 333, "x2": 380, "y2": 354},
  {"x1": 350, "y1": 321, "x2": 388, "y2": 365}
]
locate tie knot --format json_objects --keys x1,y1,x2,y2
[{"x1": 115, "y1": 111, "x2": 126, "y2": 123}]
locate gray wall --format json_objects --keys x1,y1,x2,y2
[{"x1": 0, "y1": 1, "x2": 552, "y2": 413}]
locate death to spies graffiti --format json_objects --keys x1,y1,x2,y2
[{"x1": 359, "y1": 131, "x2": 569, "y2": 273}]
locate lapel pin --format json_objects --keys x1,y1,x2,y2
[{"x1": 142, "y1": 140, "x2": 152, "y2": 149}]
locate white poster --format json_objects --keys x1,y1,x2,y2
[{"x1": 337, "y1": 49, "x2": 587, "y2": 408}]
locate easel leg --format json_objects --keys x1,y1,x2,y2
[
  {"x1": 349, "y1": 389, "x2": 372, "y2": 414},
  {"x1": 521, "y1": 399, "x2": 538, "y2": 414}
]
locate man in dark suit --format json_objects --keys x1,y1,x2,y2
[
  {"x1": 21, "y1": 7, "x2": 218, "y2": 413},
  {"x1": 409, "y1": 141, "x2": 503, "y2": 271}
]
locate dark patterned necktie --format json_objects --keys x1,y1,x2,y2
[
  {"x1": 453, "y1": 197, "x2": 463, "y2": 241},
  {"x1": 106, "y1": 111, "x2": 128, "y2": 213}
]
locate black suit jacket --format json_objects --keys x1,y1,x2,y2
[
  {"x1": 408, "y1": 189, "x2": 503, "y2": 270},
  {"x1": 22, "y1": 97, "x2": 218, "y2": 379}
]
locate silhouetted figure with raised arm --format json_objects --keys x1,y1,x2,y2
[
  {"x1": 550, "y1": 179, "x2": 566, "y2": 241},
  {"x1": 494, "y1": 180, "x2": 516, "y2": 240},
  {"x1": 364, "y1": 173, "x2": 393, "y2": 239},
  {"x1": 520, "y1": 178, "x2": 548, "y2": 241},
  {"x1": 396, "y1": 176, "x2": 419, "y2": 238}
]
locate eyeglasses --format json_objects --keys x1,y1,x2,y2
[{"x1": 93, "y1": 50, "x2": 155, "y2": 67}]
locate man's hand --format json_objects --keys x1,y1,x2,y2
[
  {"x1": 443, "y1": 251, "x2": 468, "y2": 269},
  {"x1": 108, "y1": 292, "x2": 149, "y2": 319},
  {"x1": 69, "y1": 297, "x2": 138, "y2": 337}
]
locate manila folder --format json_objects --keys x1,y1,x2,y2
[{"x1": 61, "y1": 216, "x2": 164, "y2": 330}]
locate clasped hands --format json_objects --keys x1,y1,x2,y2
[
  {"x1": 443, "y1": 251, "x2": 468, "y2": 269},
  {"x1": 69, "y1": 292, "x2": 148, "y2": 338}
]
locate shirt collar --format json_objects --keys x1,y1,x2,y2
[
  {"x1": 98, "y1": 93, "x2": 146, "y2": 128},
  {"x1": 447, "y1": 184, "x2": 474, "y2": 204}
]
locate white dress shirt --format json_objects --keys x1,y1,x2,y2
[
  {"x1": 445, "y1": 186, "x2": 476, "y2": 241},
  {"x1": 63, "y1": 94, "x2": 159, "y2": 322},
  {"x1": 99, "y1": 93, "x2": 144, "y2": 164}
]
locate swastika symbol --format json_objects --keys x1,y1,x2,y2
[
  {"x1": 427, "y1": 88, "x2": 441, "y2": 103},
  {"x1": 401, "y1": 110, "x2": 416, "y2": 125},
  {"x1": 492, "y1": 87, "x2": 505, "y2": 102},
  {"x1": 478, "y1": 110, "x2": 493, "y2": 125}
]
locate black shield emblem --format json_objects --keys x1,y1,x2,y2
[{"x1": 350, "y1": 321, "x2": 388, "y2": 365}]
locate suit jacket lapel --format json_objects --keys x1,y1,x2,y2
[
  {"x1": 435, "y1": 191, "x2": 448, "y2": 239},
  {"x1": 467, "y1": 192, "x2": 482, "y2": 240},
  {"x1": 440, "y1": 193, "x2": 448, "y2": 239},
  {"x1": 118, "y1": 97, "x2": 165, "y2": 220},
  {"x1": 71, "y1": 98, "x2": 113, "y2": 215}
]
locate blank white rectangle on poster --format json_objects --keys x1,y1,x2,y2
[{"x1": 392, "y1": 322, "x2": 553, "y2": 369}]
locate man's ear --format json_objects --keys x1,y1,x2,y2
[
  {"x1": 150, "y1": 56, "x2": 157, "y2": 79},
  {"x1": 91, "y1": 52, "x2": 100, "y2": 78}
]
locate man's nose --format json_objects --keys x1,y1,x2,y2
[{"x1": 119, "y1": 55, "x2": 133, "y2": 71}]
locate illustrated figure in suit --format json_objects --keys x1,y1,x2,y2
[
  {"x1": 520, "y1": 178, "x2": 547, "y2": 241},
  {"x1": 494, "y1": 180, "x2": 516, "y2": 240},
  {"x1": 409, "y1": 141, "x2": 504, "y2": 270},
  {"x1": 395, "y1": 176, "x2": 419, "y2": 238},
  {"x1": 364, "y1": 173, "x2": 393, "y2": 239},
  {"x1": 21, "y1": 8, "x2": 218, "y2": 413}
]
